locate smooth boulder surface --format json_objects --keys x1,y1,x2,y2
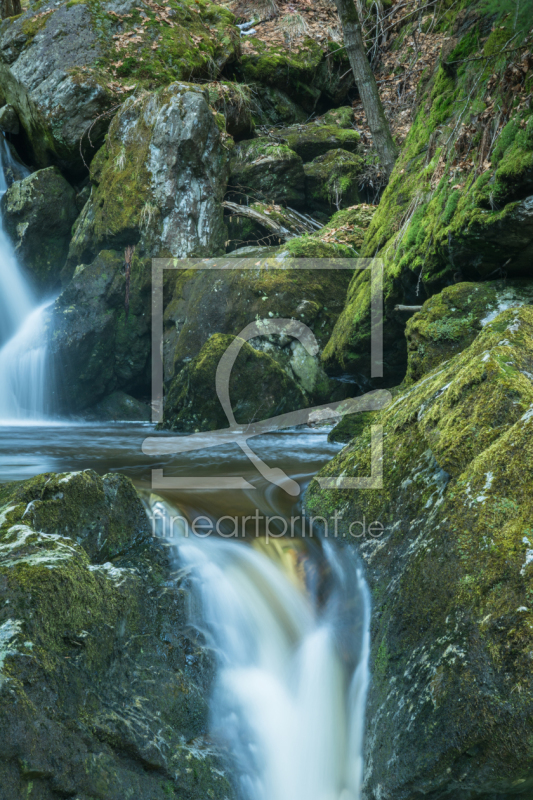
[
  {"x1": 1, "y1": 166, "x2": 77, "y2": 291},
  {"x1": 0, "y1": 470, "x2": 234, "y2": 799},
  {"x1": 67, "y1": 84, "x2": 229, "y2": 273},
  {"x1": 308, "y1": 304, "x2": 533, "y2": 800}
]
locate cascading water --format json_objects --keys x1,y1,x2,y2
[
  {"x1": 150, "y1": 496, "x2": 371, "y2": 800},
  {"x1": 0, "y1": 135, "x2": 53, "y2": 422}
]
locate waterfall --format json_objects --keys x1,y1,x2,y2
[
  {"x1": 150, "y1": 498, "x2": 371, "y2": 800},
  {"x1": 0, "y1": 136, "x2": 53, "y2": 422}
]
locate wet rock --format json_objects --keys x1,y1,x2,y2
[
  {"x1": 50, "y1": 250, "x2": 151, "y2": 412},
  {"x1": 161, "y1": 332, "x2": 307, "y2": 432},
  {"x1": 308, "y1": 304, "x2": 533, "y2": 800},
  {"x1": 405, "y1": 279, "x2": 533, "y2": 384},
  {"x1": 0, "y1": 471, "x2": 235, "y2": 799},
  {"x1": 66, "y1": 84, "x2": 229, "y2": 273},
  {"x1": 0, "y1": 166, "x2": 77, "y2": 292},
  {"x1": 304, "y1": 149, "x2": 363, "y2": 215},
  {"x1": 228, "y1": 137, "x2": 306, "y2": 207},
  {"x1": 85, "y1": 390, "x2": 151, "y2": 422},
  {"x1": 0, "y1": 102, "x2": 18, "y2": 134},
  {"x1": 0, "y1": 0, "x2": 238, "y2": 174}
]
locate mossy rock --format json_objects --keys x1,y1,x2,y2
[
  {"x1": 0, "y1": 471, "x2": 235, "y2": 799},
  {"x1": 0, "y1": 0, "x2": 238, "y2": 174},
  {"x1": 0, "y1": 166, "x2": 78, "y2": 292},
  {"x1": 405, "y1": 279, "x2": 533, "y2": 384},
  {"x1": 250, "y1": 85, "x2": 307, "y2": 129},
  {"x1": 67, "y1": 83, "x2": 229, "y2": 270},
  {"x1": 277, "y1": 122, "x2": 360, "y2": 162},
  {"x1": 319, "y1": 106, "x2": 354, "y2": 128},
  {"x1": 162, "y1": 259, "x2": 353, "y2": 392},
  {"x1": 304, "y1": 149, "x2": 363, "y2": 215},
  {"x1": 235, "y1": 36, "x2": 352, "y2": 111},
  {"x1": 206, "y1": 81, "x2": 255, "y2": 139},
  {"x1": 160, "y1": 332, "x2": 307, "y2": 432},
  {"x1": 279, "y1": 204, "x2": 376, "y2": 259},
  {"x1": 307, "y1": 304, "x2": 533, "y2": 799},
  {"x1": 228, "y1": 137, "x2": 306, "y2": 207}
]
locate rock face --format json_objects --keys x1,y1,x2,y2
[
  {"x1": 405, "y1": 280, "x2": 533, "y2": 384},
  {"x1": 67, "y1": 84, "x2": 229, "y2": 273},
  {"x1": 308, "y1": 304, "x2": 533, "y2": 800},
  {"x1": 162, "y1": 332, "x2": 307, "y2": 431},
  {"x1": 0, "y1": 470, "x2": 234, "y2": 799},
  {"x1": 1, "y1": 166, "x2": 77, "y2": 292},
  {"x1": 0, "y1": 0, "x2": 237, "y2": 174},
  {"x1": 50, "y1": 250, "x2": 151, "y2": 412}
]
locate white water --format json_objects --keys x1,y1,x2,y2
[
  {"x1": 151, "y1": 499, "x2": 371, "y2": 800},
  {"x1": 0, "y1": 136, "x2": 52, "y2": 421}
]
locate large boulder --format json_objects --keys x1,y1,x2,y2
[
  {"x1": 0, "y1": 470, "x2": 235, "y2": 799},
  {"x1": 162, "y1": 258, "x2": 352, "y2": 403},
  {"x1": 66, "y1": 84, "x2": 229, "y2": 274},
  {"x1": 308, "y1": 304, "x2": 533, "y2": 800},
  {"x1": 161, "y1": 332, "x2": 307, "y2": 432},
  {"x1": 50, "y1": 250, "x2": 151, "y2": 412},
  {"x1": 304, "y1": 149, "x2": 363, "y2": 216},
  {"x1": 0, "y1": 0, "x2": 238, "y2": 174},
  {"x1": 277, "y1": 121, "x2": 360, "y2": 163},
  {"x1": 228, "y1": 137, "x2": 306, "y2": 208},
  {"x1": 0, "y1": 166, "x2": 78, "y2": 292}
]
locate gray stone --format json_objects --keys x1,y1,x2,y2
[
  {"x1": 0, "y1": 102, "x2": 18, "y2": 134},
  {"x1": 1, "y1": 165, "x2": 77, "y2": 291}
]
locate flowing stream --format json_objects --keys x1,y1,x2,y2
[
  {"x1": 0, "y1": 136, "x2": 52, "y2": 422},
  {"x1": 0, "y1": 141, "x2": 371, "y2": 799}
]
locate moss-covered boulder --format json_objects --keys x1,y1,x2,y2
[
  {"x1": 0, "y1": 0, "x2": 238, "y2": 174},
  {"x1": 50, "y1": 250, "x2": 151, "y2": 412},
  {"x1": 161, "y1": 332, "x2": 307, "y2": 432},
  {"x1": 235, "y1": 36, "x2": 352, "y2": 112},
  {"x1": 277, "y1": 122, "x2": 360, "y2": 163},
  {"x1": 67, "y1": 83, "x2": 229, "y2": 272},
  {"x1": 228, "y1": 137, "x2": 306, "y2": 207},
  {"x1": 307, "y1": 304, "x2": 533, "y2": 799},
  {"x1": 328, "y1": 3, "x2": 533, "y2": 385},
  {"x1": 0, "y1": 166, "x2": 77, "y2": 292},
  {"x1": 0, "y1": 471, "x2": 234, "y2": 799},
  {"x1": 405, "y1": 280, "x2": 533, "y2": 384},
  {"x1": 304, "y1": 149, "x2": 363, "y2": 215}
]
